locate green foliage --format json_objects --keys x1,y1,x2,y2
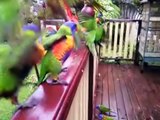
[
  {"x1": 97, "y1": 0, "x2": 120, "y2": 19},
  {"x1": 0, "y1": 99, "x2": 16, "y2": 120},
  {"x1": 133, "y1": 0, "x2": 141, "y2": 6}
]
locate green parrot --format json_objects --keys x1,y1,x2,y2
[
  {"x1": 37, "y1": 51, "x2": 63, "y2": 85},
  {"x1": 98, "y1": 114, "x2": 114, "y2": 120},
  {"x1": 77, "y1": 4, "x2": 105, "y2": 56},
  {"x1": 96, "y1": 105, "x2": 111, "y2": 114},
  {"x1": 37, "y1": 21, "x2": 79, "y2": 85},
  {"x1": 42, "y1": 23, "x2": 79, "y2": 49},
  {"x1": 96, "y1": 104, "x2": 117, "y2": 118},
  {"x1": 0, "y1": 29, "x2": 45, "y2": 104}
]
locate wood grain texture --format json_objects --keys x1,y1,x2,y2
[{"x1": 94, "y1": 63, "x2": 160, "y2": 120}]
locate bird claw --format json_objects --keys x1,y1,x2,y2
[
  {"x1": 61, "y1": 67, "x2": 68, "y2": 72},
  {"x1": 14, "y1": 103, "x2": 36, "y2": 113},
  {"x1": 46, "y1": 79, "x2": 68, "y2": 85},
  {"x1": 105, "y1": 112, "x2": 117, "y2": 117}
]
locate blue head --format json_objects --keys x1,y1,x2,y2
[
  {"x1": 45, "y1": 27, "x2": 57, "y2": 37},
  {"x1": 96, "y1": 105, "x2": 100, "y2": 110},
  {"x1": 63, "y1": 21, "x2": 77, "y2": 36},
  {"x1": 23, "y1": 23, "x2": 40, "y2": 33},
  {"x1": 98, "y1": 114, "x2": 104, "y2": 120},
  {"x1": 63, "y1": 21, "x2": 81, "y2": 49}
]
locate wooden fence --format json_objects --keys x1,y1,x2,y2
[{"x1": 100, "y1": 19, "x2": 140, "y2": 61}]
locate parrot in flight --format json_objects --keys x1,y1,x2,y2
[
  {"x1": 37, "y1": 21, "x2": 80, "y2": 85},
  {"x1": 0, "y1": 0, "x2": 46, "y2": 105},
  {"x1": 0, "y1": 23, "x2": 46, "y2": 106}
]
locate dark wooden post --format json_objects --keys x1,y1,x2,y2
[
  {"x1": 88, "y1": 52, "x2": 94, "y2": 120},
  {"x1": 134, "y1": 20, "x2": 142, "y2": 65}
]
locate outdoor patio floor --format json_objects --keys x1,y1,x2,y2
[{"x1": 95, "y1": 62, "x2": 160, "y2": 120}]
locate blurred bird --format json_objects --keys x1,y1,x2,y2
[
  {"x1": 0, "y1": 0, "x2": 20, "y2": 43},
  {"x1": 0, "y1": 23, "x2": 46, "y2": 105}
]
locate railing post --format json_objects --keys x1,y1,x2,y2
[
  {"x1": 88, "y1": 52, "x2": 94, "y2": 120},
  {"x1": 134, "y1": 20, "x2": 142, "y2": 65}
]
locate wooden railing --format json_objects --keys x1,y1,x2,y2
[
  {"x1": 66, "y1": 59, "x2": 89, "y2": 120},
  {"x1": 12, "y1": 43, "x2": 98, "y2": 120},
  {"x1": 100, "y1": 19, "x2": 140, "y2": 60}
]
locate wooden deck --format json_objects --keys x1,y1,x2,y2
[{"x1": 94, "y1": 62, "x2": 160, "y2": 120}]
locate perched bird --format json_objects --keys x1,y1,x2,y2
[
  {"x1": 96, "y1": 105, "x2": 111, "y2": 114},
  {"x1": 96, "y1": 104, "x2": 116, "y2": 117},
  {"x1": 38, "y1": 21, "x2": 79, "y2": 85},
  {"x1": 42, "y1": 21, "x2": 79, "y2": 48},
  {"x1": 43, "y1": 0, "x2": 106, "y2": 56},
  {"x1": 78, "y1": 4, "x2": 105, "y2": 55},
  {"x1": 98, "y1": 114, "x2": 114, "y2": 120}
]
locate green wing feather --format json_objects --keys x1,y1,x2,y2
[
  {"x1": 80, "y1": 18, "x2": 97, "y2": 31},
  {"x1": 0, "y1": 65, "x2": 18, "y2": 95},
  {"x1": 39, "y1": 52, "x2": 62, "y2": 84},
  {"x1": 85, "y1": 30, "x2": 96, "y2": 55},
  {"x1": 42, "y1": 25, "x2": 72, "y2": 48},
  {"x1": 0, "y1": 44, "x2": 17, "y2": 95},
  {"x1": 99, "y1": 105, "x2": 111, "y2": 113},
  {"x1": 95, "y1": 25, "x2": 105, "y2": 43}
]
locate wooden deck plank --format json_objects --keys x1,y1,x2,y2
[
  {"x1": 119, "y1": 65, "x2": 140, "y2": 120},
  {"x1": 118, "y1": 65, "x2": 135, "y2": 120},
  {"x1": 129, "y1": 65, "x2": 158, "y2": 119},
  {"x1": 112, "y1": 64, "x2": 127, "y2": 120},
  {"x1": 142, "y1": 68, "x2": 160, "y2": 119},
  {"x1": 124, "y1": 65, "x2": 142, "y2": 120},
  {"x1": 94, "y1": 63, "x2": 160, "y2": 120},
  {"x1": 128, "y1": 65, "x2": 150, "y2": 119},
  {"x1": 108, "y1": 64, "x2": 119, "y2": 120},
  {"x1": 94, "y1": 63, "x2": 107, "y2": 119},
  {"x1": 102, "y1": 64, "x2": 109, "y2": 109}
]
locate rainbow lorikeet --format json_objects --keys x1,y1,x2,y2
[
  {"x1": 0, "y1": 23, "x2": 45, "y2": 105},
  {"x1": 96, "y1": 105, "x2": 111, "y2": 114},
  {"x1": 78, "y1": 4, "x2": 105, "y2": 56},
  {"x1": 0, "y1": 38, "x2": 45, "y2": 103},
  {"x1": 38, "y1": 35, "x2": 75, "y2": 85},
  {"x1": 98, "y1": 114, "x2": 114, "y2": 120},
  {"x1": 38, "y1": 21, "x2": 79, "y2": 85},
  {"x1": 96, "y1": 105, "x2": 117, "y2": 118}
]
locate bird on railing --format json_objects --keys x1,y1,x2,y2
[{"x1": 37, "y1": 21, "x2": 80, "y2": 85}]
